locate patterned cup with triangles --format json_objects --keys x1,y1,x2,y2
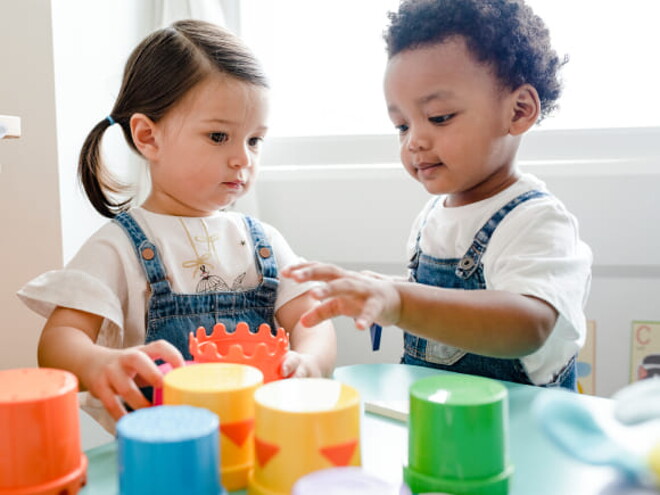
[
  {"x1": 248, "y1": 378, "x2": 361, "y2": 495},
  {"x1": 163, "y1": 363, "x2": 263, "y2": 492}
]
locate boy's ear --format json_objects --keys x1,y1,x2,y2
[
  {"x1": 508, "y1": 84, "x2": 541, "y2": 136},
  {"x1": 130, "y1": 113, "x2": 159, "y2": 160}
]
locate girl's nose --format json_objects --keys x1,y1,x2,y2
[{"x1": 229, "y1": 144, "x2": 251, "y2": 169}]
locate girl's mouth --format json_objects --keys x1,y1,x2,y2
[{"x1": 223, "y1": 181, "x2": 245, "y2": 190}]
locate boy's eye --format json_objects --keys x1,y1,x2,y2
[
  {"x1": 429, "y1": 114, "x2": 454, "y2": 125},
  {"x1": 395, "y1": 124, "x2": 409, "y2": 133},
  {"x1": 209, "y1": 132, "x2": 228, "y2": 143}
]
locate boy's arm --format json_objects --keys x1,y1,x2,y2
[
  {"x1": 276, "y1": 292, "x2": 337, "y2": 377},
  {"x1": 282, "y1": 262, "x2": 556, "y2": 359},
  {"x1": 394, "y1": 282, "x2": 556, "y2": 358}
]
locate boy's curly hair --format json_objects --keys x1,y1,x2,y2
[{"x1": 384, "y1": 0, "x2": 567, "y2": 121}]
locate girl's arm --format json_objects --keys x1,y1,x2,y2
[
  {"x1": 38, "y1": 306, "x2": 185, "y2": 420},
  {"x1": 276, "y1": 292, "x2": 337, "y2": 377},
  {"x1": 282, "y1": 262, "x2": 556, "y2": 359}
]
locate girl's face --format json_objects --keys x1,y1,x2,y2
[
  {"x1": 384, "y1": 37, "x2": 522, "y2": 207},
  {"x1": 141, "y1": 73, "x2": 269, "y2": 216}
]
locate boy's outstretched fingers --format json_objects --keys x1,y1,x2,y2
[
  {"x1": 299, "y1": 297, "x2": 371, "y2": 330},
  {"x1": 282, "y1": 261, "x2": 348, "y2": 283},
  {"x1": 299, "y1": 305, "x2": 329, "y2": 328},
  {"x1": 281, "y1": 261, "x2": 316, "y2": 278}
]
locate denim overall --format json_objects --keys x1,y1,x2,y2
[
  {"x1": 401, "y1": 190, "x2": 577, "y2": 390},
  {"x1": 113, "y1": 212, "x2": 279, "y2": 363}
]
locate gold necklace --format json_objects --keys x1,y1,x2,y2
[{"x1": 179, "y1": 218, "x2": 215, "y2": 278}]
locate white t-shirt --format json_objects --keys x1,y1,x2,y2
[
  {"x1": 18, "y1": 208, "x2": 312, "y2": 431},
  {"x1": 407, "y1": 173, "x2": 592, "y2": 385}
]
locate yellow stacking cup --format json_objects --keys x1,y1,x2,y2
[
  {"x1": 163, "y1": 363, "x2": 263, "y2": 491},
  {"x1": 248, "y1": 378, "x2": 361, "y2": 495}
]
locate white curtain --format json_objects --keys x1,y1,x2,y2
[{"x1": 154, "y1": 0, "x2": 227, "y2": 28}]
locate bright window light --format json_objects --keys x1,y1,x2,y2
[{"x1": 241, "y1": 0, "x2": 660, "y2": 137}]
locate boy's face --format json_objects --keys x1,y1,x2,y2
[{"x1": 384, "y1": 37, "x2": 522, "y2": 207}]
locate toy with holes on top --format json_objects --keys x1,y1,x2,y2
[
  {"x1": 117, "y1": 405, "x2": 223, "y2": 495},
  {"x1": 189, "y1": 321, "x2": 289, "y2": 382}
]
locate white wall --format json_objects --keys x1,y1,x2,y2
[
  {"x1": 0, "y1": 1, "x2": 152, "y2": 370},
  {"x1": 51, "y1": 1, "x2": 155, "y2": 264},
  {"x1": 0, "y1": 0, "x2": 61, "y2": 369}
]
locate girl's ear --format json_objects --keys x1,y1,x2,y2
[
  {"x1": 508, "y1": 84, "x2": 541, "y2": 136},
  {"x1": 130, "y1": 113, "x2": 159, "y2": 160}
]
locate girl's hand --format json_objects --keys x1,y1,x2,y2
[
  {"x1": 281, "y1": 262, "x2": 402, "y2": 330},
  {"x1": 83, "y1": 339, "x2": 185, "y2": 421},
  {"x1": 280, "y1": 350, "x2": 323, "y2": 378}
]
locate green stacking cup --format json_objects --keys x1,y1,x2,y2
[{"x1": 404, "y1": 374, "x2": 513, "y2": 495}]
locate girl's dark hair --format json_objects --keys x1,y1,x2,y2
[
  {"x1": 384, "y1": 0, "x2": 567, "y2": 121},
  {"x1": 79, "y1": 20, "x2": 269, "y2": 218}
]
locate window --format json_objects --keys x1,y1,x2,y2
[{"x1": 240, "y1": 0, "x2": 660, "y2": 139}]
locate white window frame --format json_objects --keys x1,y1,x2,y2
[{"x1": 260, "y1": 128, "x2": 660, "y2": 174}]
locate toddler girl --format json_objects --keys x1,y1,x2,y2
[{"x1": 19, "y1": 20, "x2": 336, "y2": 431}]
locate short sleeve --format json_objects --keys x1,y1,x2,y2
[
  {"x1": 17, "y1": 269, "x2": 124, "y2": 330},
  {"x1": 17, "y1": 221, "x2": 146, "y2": 348},
  {"x1": 261, "y1": 222, "x2": 318, "y2": 311},
  {"x1": 484, "y1": 199, "x2": 592, "y2": 329}
]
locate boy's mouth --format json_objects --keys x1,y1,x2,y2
[
  {"x1": 416, "y1": 162, "x2": 442, "y2": 170},
  {"x1": 415, "y1": 162, "x2": 444, "y2": 177}
]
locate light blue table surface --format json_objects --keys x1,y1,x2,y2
[{"x1": 80, "y1": 363, "x2": 659, "y2": 495}]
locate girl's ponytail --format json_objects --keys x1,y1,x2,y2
[
  {"x1": 78, "y1": 117, "x2": 131, "y2": 218},
  {"x1": 78, "y1": 20, "x2": 268, "y2": 219}
]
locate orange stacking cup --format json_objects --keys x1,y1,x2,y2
[
  {"x1": 0, "y1": 368, "x2": 87, "y2": 495},
  {"x1": 163, "y1": 363, "x2": 264, "y2": 491}
]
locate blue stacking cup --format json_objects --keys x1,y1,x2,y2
[{"x1": 117, "y1": 405, "x2": 224, "y2": 495}]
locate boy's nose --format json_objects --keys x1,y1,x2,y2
[{"x1": 406, "y1": 128, "x2": 431, "y2": 152}]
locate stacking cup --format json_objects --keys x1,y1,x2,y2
[
  {"x1": 163, "y1": 363, "x2": 263, "y2": 491},
  {"x1": 404, "y1": 374, "x2": 513, "y2": 495},
  {"x1": 117, "y1": 405, "x2": 222, "y2": 495},
  {"x1": 248, "y1": 378, "x2": 361, "y2": 495},
  {"x1": 0, "y1": 368, "x2": 87, "y2": 495}
]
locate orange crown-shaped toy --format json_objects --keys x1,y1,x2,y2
[{"x1": 189, "y1": 322, "x2": 289, "y2": 383}]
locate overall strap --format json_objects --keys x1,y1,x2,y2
[
  {"x1": 243, "y1": 215, "x2": 278, "y2": 286},
  {"x1": 408, "y1": 196, "x2": 443, "y2": 271},
  {"x1": 456, "y1": 190, "x2": 547, "y2": 279},
  {"x1": 113, "y1": 212, "x2": 172, "y2": 296}
]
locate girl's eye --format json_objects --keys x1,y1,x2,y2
[
  {"x1": 395, "y1": 124, "x2": 409, "y2": 134},
  {"x1": 209, "y1": 132, "x2": 228, "y2": 144},
  {"x1": 248, "y1": 136, "x2": 264, "y2": 148},
  {"x1": 429, "y1": 114, "x2": 455, "y2": 125}
]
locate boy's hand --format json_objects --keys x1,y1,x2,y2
[
  {"x1": 84, "y1": 340, "x2": 185, "y2": 421},
  {"x1": 280, "y1": 350, "x2": 323, "y2": 378},
  {"x1": 281, "y1": 262, "x2": 402, "y2": 330}
]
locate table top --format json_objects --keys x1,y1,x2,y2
[{"x1": 80, "y1": 363, "x2": 659, "y2": 495}]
